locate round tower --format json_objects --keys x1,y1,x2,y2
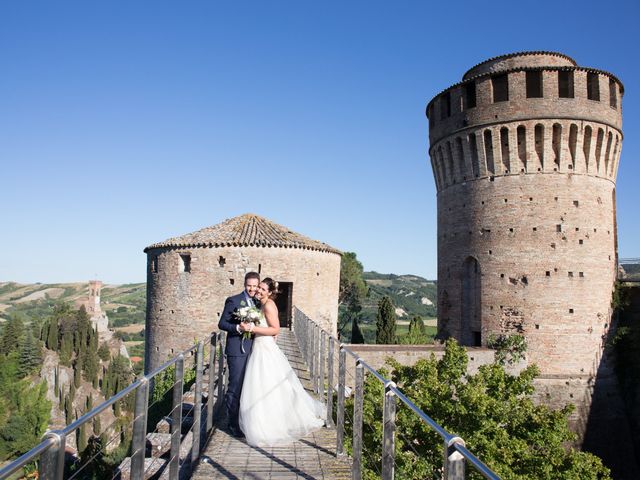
[
  {"x1": 143, "y1": 214, "x2": 341, "y2": 373},
  {"x1": 426, "y1": 52, "x2": 623, "y2": 376}
]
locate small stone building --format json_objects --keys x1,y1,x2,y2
[{"x1": 143, "y1": 214, "x2": 341, "y2": 372}]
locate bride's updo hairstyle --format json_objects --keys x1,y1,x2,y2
[{"x1": 261, "y1": 277, "x2": 279, "y2": 300}]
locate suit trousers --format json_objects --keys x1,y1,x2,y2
[{"x1": 225, "y1": 354, "x2": 249, "y2": 430}]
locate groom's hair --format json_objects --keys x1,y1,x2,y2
[{"x1": 244, "y1": 271, "x2": 260, "y2": 283}]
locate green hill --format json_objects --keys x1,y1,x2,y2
[
  {"x1": 361, "y1": 272, "x2": 437, "y2": 321},
  {"x1": 0, "y1": 281, "x2": 146, "y2": 326}
]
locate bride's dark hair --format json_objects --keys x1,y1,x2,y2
[{"x1": 261, "y1": 277, "x2": 279, "y2": 300}]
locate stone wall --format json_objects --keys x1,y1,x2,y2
[{"x1": 145, "y1": 246, "x2": 340, "y2": 371}]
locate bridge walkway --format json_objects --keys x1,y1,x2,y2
[{"x1": 192, "y1": 329, "x2": 352, "y2": 479}]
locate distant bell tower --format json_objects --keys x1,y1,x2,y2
[
  {"x1": 426, "y1": 52, "x2": 623, "y2": 377},
  {"x1": 87, "y1": 280, "x2": 103, "y2": 315}
]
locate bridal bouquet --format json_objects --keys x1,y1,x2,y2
[{"x1": 234, "y1": 304, "x2": 262, "y2": 340}]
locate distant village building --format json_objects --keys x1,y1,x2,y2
[
  {"x1": 143, "y1": 214, "x2": 341, "y2": 372},
  {"x1": 75, "y1": 280, "x2": 109, "y2": 335}
]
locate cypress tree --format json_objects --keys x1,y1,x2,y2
[
  {"x1": 73, "y1": 364, "x2": 81, "y2": 388},
  {"x1": 0, "y1": 314, "x2": 25, "y2": 355},
  {"x1": 98, "y1": 342, "x2": 110, "y2": 362},
  {"x1": 351, "y1": 317, "x2": 365, "y2": 344},
  {"x1": 18, "y1": 329, "x2": 42, "y2": 377},
  {"x1": 78, "y1": 421, "x2": 87, "y2": 452},
  {"x1": 47, "y1": 318, "x2": 59, "y2": 351},
  {"x1": 54, "y1": 366, "x2": 59, "y2": 394},
  {"x1": 375, "y1": 296, "x2": 396, "y2": 344},
  {"x1": 93, "y1": 415, "x2": 101, "y2": 437},
  {"x1": 65, "y1": 394, "x2": 73, "y2": 425}
]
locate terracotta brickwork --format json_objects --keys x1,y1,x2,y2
[
  {"x1": 426, "y1": 52, "x2": 623, "y2": 378},
  {"x1": 144, "y1": 215, "x2": 340, "y2": 372}
]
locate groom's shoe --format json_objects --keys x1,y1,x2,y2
[{"x1": 229, "y1": 426, "x2": 245, "y2": 438}]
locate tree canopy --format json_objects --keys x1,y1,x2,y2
[
  {"x1": 343, "y1": 339, "x2": 610, "y2": 479},
  {"x1": 375, "y1": 296, "x2": 396, "y2": 344}
]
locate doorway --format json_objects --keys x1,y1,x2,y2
[{"x1": 275, "y1": 282, "x2": 293, "y2": 328}]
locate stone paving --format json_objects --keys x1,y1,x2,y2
[{"x1": 191, "y1": 330, "x2": 352, "y2": 479}]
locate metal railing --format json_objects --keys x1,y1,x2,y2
[
  {"x1": 0, "y1": 332, "x2": 227, "y2": 480},
  {"x1": 293, "y1": 308, "x2": 499, "y2": 480}
]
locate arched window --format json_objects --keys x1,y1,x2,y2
[
  {"x1": 595, "y1": 128, "x2": 604, "y2": 173},
  {"x1": 447, "y1": 141, "x2": 455, "y2": 184},
  {"x1": 441, "y1": 91, "x2": 451, "y2": 119},
  {"x1": 468, "y1": 133, "x2": 479, "y2": 177},
  {"x1": 583, "y1": 125, "x2": 592, "y2": 171},
  {"x1": 569, "y1": 124, "x2": 578, "y2": 170},
  {"x1": 517, "y1": 126, "x2": 527, "y2": 172},
  {"x1": 484, "y1": 129, "x2": 495, "y2": 175},
  {"x1": 552, "y1": 123, "x2": 562, "y2": 170},
  {"x1": 455, "y1": 137, "x2": 465, "y2": 180},
  {"x1": 461, "y1": 257, "x2": 481, "y2": 347},
  {"x1": 534, "y1": 124, "x2": 545, "y2": 170},
  {"x1": 500, "y1": 127, "x2": 510, "y2": 173},
  {"x1": 604, "y1": 132, "x2": 613, "y2": 176}
]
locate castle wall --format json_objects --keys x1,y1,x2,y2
[{"x1": 145, "y1": 246, "x2": 340, "y2": 372}]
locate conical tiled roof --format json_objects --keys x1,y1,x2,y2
[{"x1": 144, "y1": 214, "x2": 341, "y2": 255}]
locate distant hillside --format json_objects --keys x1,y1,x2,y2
[
  {"x1": 0, "y1": 281, "x2": 146, "y2": 325},
  {"x1": 362, "y1": 272, "x2": 437, "y2": 321}
]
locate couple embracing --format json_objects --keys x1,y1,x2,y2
[{"x1": 218, "y1": 272, "x2": 326, "y2": 446}]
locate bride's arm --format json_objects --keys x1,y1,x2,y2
[{"x1": 248, "y1": 302, "x2": 280, "y2": 337}]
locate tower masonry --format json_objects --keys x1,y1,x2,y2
[{"x1": 426, "y1": 52, "x2": 623, "y2": 377}]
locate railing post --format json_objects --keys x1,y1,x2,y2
[
  {"x1": 306, "y1": 320, "x2": 313, "y2": 371},
  {"x1": 39, "y1": 431, "x2": 65, "y2": 480},
  {"x1": 168, "y1": 354, "x2": 184, "y2": 480},
  {"x1": 131, "y1": 378, "x2": 150, "y2": 480},
  {"x1": 326, "y1": 338, "x2": 335, "y2": 427},
  {"x1": 207, "y1": 334, "x2": 216, "y2": 432},
  {"x1": 352, "y1": 362, "x2": 364, "y2": 480},
  {"x1": 444, "y1": 437, "x2": 466, "y2": 480},
  {"x1": 217, "y1": 332, "x2": 226, "y2": 409},
  {"x1": 319, "y1": 331, "x2": 326, "y2": 396},
  {"x1": 191, "y1": 341, "x2": 204, "y2": 466},
  {"x1": 382, "y1": 382, "x2": 397, "y2": 480},
  {"x1": 311, "y1": 325, "x2": 318, "y2": 393},
  {"x1": 336, "y1": 347, "x2": 346, "y2": 455}
]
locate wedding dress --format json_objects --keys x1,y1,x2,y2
[{"x1": 238, "y1": 315, "x2": 326, "y2": 446}]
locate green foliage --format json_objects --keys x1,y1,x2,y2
[
  {"x1": 375, "y1": 296, "x2": 396, "y2": 344},
  {"x1": 350, "y1": 317, "x2": 365, "y2": 344},
  {"x1": 18, "y1": 329, "x2": 42, "y2": 377},
  {"x1": 0, "y1": 379, "x2": 51, "y2": 461},
  {"x1": 98, "y1": 342, "x2": 111, "y2": 362},
  {"x1": 363, "y1": 271, "x2": 437, "y2": 320},
  {"x1": 611, "y1": 281, "x2": 630, "y2": 311},
  {"x1": 487, "y1": 333, "x2": 528, "y2": 365},
  {"x1": 401, "y1": 316, "x2": 432, "y2": 345},
  {"x1": 338, "y1": 252, "x2": 368, "y2": 339},
  {"x1": 101, "y1": 355, "x2": 134, "y2": 415},
  {"x1": 344, "y1": 339, "x2": 610, "y2": 479},
  {"x1": 1, "y1": 313, "x2": 25, "y2": 355}
]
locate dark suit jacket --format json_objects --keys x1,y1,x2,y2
[{"x1": 218, "y1": 292, "x2": 254, "y2": 357}]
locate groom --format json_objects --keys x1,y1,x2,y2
[{"x1": 218, "y1": 271, "x2": 260, "y2": 437}]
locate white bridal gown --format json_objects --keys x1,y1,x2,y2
[{"x1": 239, "y1": 316, "x2": 326, "y2": 446}]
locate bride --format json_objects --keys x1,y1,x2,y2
[{"x1": 238, "y1": 277, "x2": 326, "y2": 446}]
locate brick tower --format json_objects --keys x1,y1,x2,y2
[{"x1": 426, "y1": 52, "x2": 623, "y2": 377}]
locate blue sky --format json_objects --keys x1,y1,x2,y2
[{"x1": 1, "y1": 1, "x2": 638, "y2": 284}]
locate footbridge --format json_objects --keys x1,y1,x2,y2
[{"x1": 0, "y1": 309, "x2": 499, "y2": 480}]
